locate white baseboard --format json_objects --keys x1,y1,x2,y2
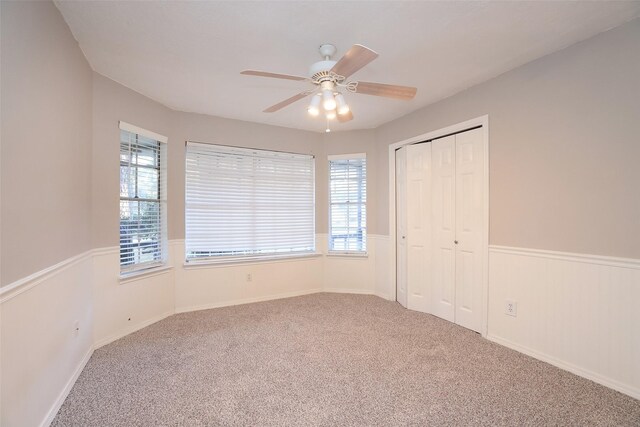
[
  {"x1": 375, "y1": 291, "x2": 392, "y2": 301},
  {"x1": 324, "y1": 288, "x2": 393, "y2": 302},
  {"x1": 486, "y1": 334, "x2": 640, "y2": 400},
  {"x1": 175, "y1": 288, "x2": 323, "y2": 314},
  {"x1": 176, "y1": 289, "x2": 391, "y2": 316},
  {"x1": 94, "y1": 310, "x2": 175, "y2": 349},
  {"x1": 98, "y1": 289, "x2": 379, "y2": 341},
  {"x1": 40, "y1": 346, "x2": 94, "y2": 427},
  {"x1": 323, "y1": 288, "x2": 376, "y2": 295}
]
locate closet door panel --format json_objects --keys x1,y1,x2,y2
[
  {"x1": 454, "y1": 128, "x2": 484, "y2": 332},
  {"x1": 431, "y1": 135, "x2": 456, "y2": 322},
  {"x1": 406, "y1": 143, "x2": 431, "y2": 313}
]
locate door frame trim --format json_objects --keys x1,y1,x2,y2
[{"x1": 388, "y1": 115, "x2": 489, "y2": 336}]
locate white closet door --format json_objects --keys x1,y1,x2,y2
[
  {"x1": 431, "y1": 135, "x2": 456, "y2": 322},
  {"x1": 395, "y1": 147, "x2": 408, "y2": 308},
  {"x1": 454, "y1": 128, "x2": 484, "y2": 332},
  {"x1": 406, "y1": 143, "x2": 431, "y2": 313}
]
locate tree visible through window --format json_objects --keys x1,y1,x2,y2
[
  {"x1": 119, "y1": 127, "x2": 166, "y2": 273},
  {"x1": 329, "y1": 155, "x2": 366, "y2": 252}
]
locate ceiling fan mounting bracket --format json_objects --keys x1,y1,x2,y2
[{"x1": 318, "y1": 44, "x2": 337, "y2": 59}]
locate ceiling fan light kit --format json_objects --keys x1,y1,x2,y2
[
  {"x1": 241, "y1": 43, "x2": 417, "y2": 129},
  {"x1": 307, "y1": 93, "x2": 321, "y2": 116},
  {"x1": 335, "y1": 93, "x2": 349, "y2": 115},
  {"x1": 321, "y1": 85, "x2": 337, "y2": 111}
]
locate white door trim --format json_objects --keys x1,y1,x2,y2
[{"x1": 388, "y1": 115, "x2": 489, "y2": 337}]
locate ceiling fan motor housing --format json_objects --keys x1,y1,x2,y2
[
  {"x1": 309, "y1": 60, "x2": 337, "y2": 81},
  {"x1": 309, "y1": 43, "x2": 339, "y2": 82}
]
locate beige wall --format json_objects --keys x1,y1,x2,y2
[
  {"x1": 170, "y1": 111, "x2": 326, "y2": 239},
  {"x1": 376, "y1": 18, "x2": 640, "y2": 259},
  {"x1": 91, "y1": 73, "x2": 175, "y2": 248},
  {"x1": 92, "y1": 76, "x2": 326, "y2": 248},
  {"x1": 1, "y1": 1, "x2": 93, "y2": 286},
  {"x1": 3, "y1": 4, "x2": 639, "y2": 286}
]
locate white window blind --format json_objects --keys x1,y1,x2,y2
[
  {"x1": 329, "y1": 154, "x2": 366, "y2": 252},
  {"x1": 119, "y1": 125, "x2": 167, "y2": 273},
  {"x1": 185, "y1": 142, "x2": 315, "y2": 261}
]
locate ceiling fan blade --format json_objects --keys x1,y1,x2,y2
[
  {"x1": 263, "y1": 92, "x2": 312, "y2": 113},
  {"x1": 241, "y1": 70, "x2": 308, "y2": 81},
  {"x1": 331, "y1": 44, "x2": 378, "y2": 79},
  {"x1": 337, "y1": 110, "x2": 354, "y2": 123},
  {"x1": 355, "y1": 81, "x2": 417, "y2": 100}
]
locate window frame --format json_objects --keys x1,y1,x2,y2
[
  {"x1": 184, "y1": 142, "x2": 317, "y2": 265},
  {"x1": 118, "y1": 121, "x2": 168, "y2": 278},
  {"x1": 328, "y1": 153, "x2": 367, "y2": 255}
]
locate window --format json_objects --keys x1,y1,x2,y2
[
  {"x1": 185, "y1": 142, "x2": 315, "y2": 262},
  {"x1": 329, "y1": 154, "x2": 366, "y2": 253},
  {"x1": 119, "y1": 122, "x2": 167, "y2": 274}
]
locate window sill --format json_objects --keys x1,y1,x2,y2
[
  {"x1": 119, "y1": 264, "x2": 173, "y2": 285},
  {"x1": 326, "y1": 252, "x2": 368, "y2": 258},
  {"x1": 183, "y1": 252, "x2": 323, "y2": 269}
]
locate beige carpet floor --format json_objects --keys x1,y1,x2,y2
[{"x1": 53, "y1": 293, "x2": 640, "y2": 426}]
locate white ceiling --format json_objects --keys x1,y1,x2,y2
[{"x1": 55, "y1": 1, "x2": 640, "y2": 133}]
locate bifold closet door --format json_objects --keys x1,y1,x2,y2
[
  {"x1": 406, "y1": 143, "x2": 431, "y2": 313},
  {"x1": 396, "y1": 127, "x2": 484, "y2": 332},
  {"x1": 395, "y1": 147, "x2": 408, "y2": 308},
  {"x1": 430, "y1": 129, "x2": 484, "y2": 332},
  {"x1": 431, "y1": 135, "x2": 457, "y2": 322},
  {"x1": 453, "y1": 128, "x2": 484, "y2": 332}
]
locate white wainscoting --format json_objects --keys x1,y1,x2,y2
[
  {"x1": 174, "y1": 239, "x2": 324, "y2": 313},
  {"x1": 1, "y1": 236, "x2": 340, "y2": 426},
  {"x1": 488, "y1": 246, "x2": 640, "y2": 399},
  {"x1": 0, "y1": 233, "x2": 393, "y2": 425},
  {"x1": 92, "y1": 246, "x2": 175, "y2": 348},
  {"x1": 322, "y1": 231, "x2": 374, "y2": 295},
  {"x1": 1, "y1": 252, "x2": 94, "y2": 427},
  {"x1": 0, "y1": 234, "x2": 391, "y2": 427},
  {"x1": 174, "y1": 234, "x2": 393, "y2": 312},
  {"x1": 6, "y1": 239, "x2": 638, "y2": 427},
  {"x1": 374, "y1": 235, "x2": 393, "y2": 300},
  {"x1": 322, "y1": 234, "x2": 393, "y2": 300}
]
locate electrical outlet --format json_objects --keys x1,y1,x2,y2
[
  {"x1": 505, "y1": 300, "x2": 517, "y2": 317},
  {"x1": 74, "y1": 320, "x2": 80, "y2": 337},
  {"x1": 246, "y1": 273, "x2": 252, "y2": 282}
]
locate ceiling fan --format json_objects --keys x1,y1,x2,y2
[{"x1": 241, "y1": 44, "x2": 417, "y2": 127}]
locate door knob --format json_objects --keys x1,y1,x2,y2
[
  {"x1": 402, "y1": 236, "x2": 406, "y2": 239},
  {"x1": 454, "y1": 240, "x2": 458, "y2": 244}
]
